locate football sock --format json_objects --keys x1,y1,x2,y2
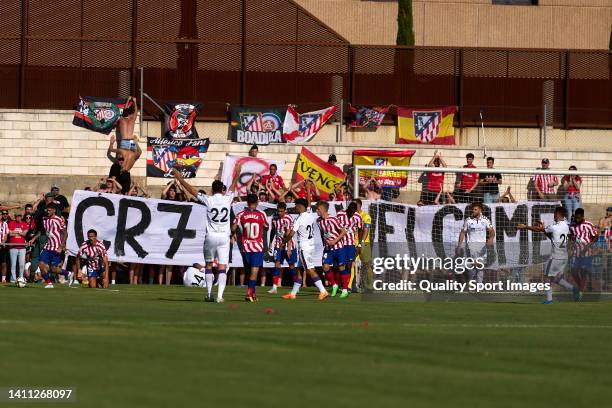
[
  {"x1": 312, "y1": 276, "x2": 325, "y2": 293},
  {"x1": 558, "y1": 278, "x2": 574, "y2": 290},
  {"x1": 217, "y1": 269, "x2": 227, "y2": 299},
  {"x1": 203, "y1": 268, "x2": 214, "y2": 297},
  {"x1": 291, "y1": 278, "x2": 303, "y2": 295},
  {"x1": 247, "y1": 279, "x2": 257, "y2": 296},
  {"x1": 111, "y1": 279, "x2": 116, "y2": 285},
  {"x1": 546, "y1": 288, "x2": 553, "y2": 302},
  {"x1": 326, "y1": 270, "x2": 336, "y2": 286},
  {"x1": 340, "y1": 270, "x2": 350, "y2": 290}
]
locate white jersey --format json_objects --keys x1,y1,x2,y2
[
  {"x1": 544, "y1": 219, "x2": 569, "y2": 260},
  {"x1": 292, "y1": 210, "x2": 318, "y2": 249},
  {"x1": 183, "y1": 267, "x2": 207, "y2": 288},
  {"x1": 197, "y1": 192, "x2": 234, "y2": 235},
  {"x1": 463, "y1": 216, "x2": 492, "y2": 244}
]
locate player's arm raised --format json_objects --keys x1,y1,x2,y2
[
  {"x1": 172, "y1": 168, "x2": 199, "y2": 198},
  {"x1": 517, "y1": 222, "x2": 545, "y2": 233}
]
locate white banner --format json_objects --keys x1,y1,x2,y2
[
  {"x1": 67, "y1": 191, "x2": 207, "y2": 265},
  {"x1": 220, "y1": 155, "x2": 285, "y2": 197}
]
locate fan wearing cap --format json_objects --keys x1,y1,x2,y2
[
  {"x1": 531, "y1": 158, "x2": 559, "y2": 202},
  {"x1": 49, "y1": 184, "x2": 70, "y2": 218},
  {"x1": 327, "y1": 154, "x2": 339, "y2": 169}
]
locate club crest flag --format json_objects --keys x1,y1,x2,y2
[
  {"x1": 73, "y1": 96, "x2": 130, "y2": 135},
  {"x1": 147, "y1": 137, "x2": 210, "y2": 178},
  {"x1": 163, "y1": 102, "x2": 202, "y2": 139},
  {"x1": 282, "y1": 105, "x2": 337, "y2": 144},
  {"x1": 397, "y1": 106, "x2": 456, "y2": 145},
  {"x1": 230, "y1": 106, "x2": 286, "y2": 145},
  {"x1": 353, "y1": 149, "x2": 415, "y2": 188},
  {"x1": 347, "y1": 105, "x2": 390, "y2": 129},
  {"x1": 293, "y1": 147, "x2": 345, "y2": 200},
  {"x1": 221, "y1": 156, "x2": 285, "y2": 197}
]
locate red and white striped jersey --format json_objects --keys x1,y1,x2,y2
[
  {"x1": 77, "y1": 240, "x2": 108, "y2": 270},
  {"x1": 234, "y1": 208, "x2": 269, "y2": 253},
  {"x1": 532, "y1": 174, "x2": 559, "y2": 194},
  {"x1": 604, "y1": 227, "x2": 612, "y2": 250},
  {"x1": 0, "y1": 221, "x2": 8, "y2": 243},
  {"x1": 317, "y1": 215, "x2": 345, "y2": 250},
  {"x1": 336, "y1": 210, "x2": 363, "y2": 246},
  {"x1": 272, "y1": 213, "x2": 295, "y2": 250},
  {"x1": 570, "y1": 220, "x2": 598, "y2": 257},
  {"x1": 43, "y1": 215, "x2": 65, "y2": 252}
]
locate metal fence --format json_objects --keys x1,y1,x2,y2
[{"x1": 0, "y1": 0, "x2": 610, "y2": 128}]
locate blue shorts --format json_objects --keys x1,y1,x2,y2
[
  {"x1": 87, "y1": 265, "x2": 106, "y2": 279},
  {"x1": 572, "y1": 256, "x2": 592, "y2": 269},
  {"x1": 344, "y1": 245, "x2": 356, "y2": 263},
  {"x1": 40, "y1": 249, "x2": 61, "y2": 267},
  {"x1": 322, "y1": 248, "x2": 346, "y2": 266},
  {"x1": 273, "y1": 248, "x2": 297, "y2": 265},
  {"x1": 242, "y1": 252, "x2": 264, "y2": 269}
]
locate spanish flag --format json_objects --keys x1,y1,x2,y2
[
  {"x1": 293, "y1": 147, "x2": 345, "y2": 200},
  {"x1": 397, "y1": 106, "x2": 456, "y2": 145},
  {"x1": 353, "y1": 149, "x2": 415, "y2": 188}
]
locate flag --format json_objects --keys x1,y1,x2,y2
[
  {"x1": 229, "y1": 106, "x2": 286, "y2": 145},
  {"x1": 347, "y1": 105, "x2": 390, "y2": 129},
  {"x1": 163, "y1": 102, "x2": 202, "y2": 139},
  {"x1": 220, "y1": 156, "x2": 285, "y2": 197},
  {"x1": 293, "y1": 147, "x2": 345, "y2": 200},
  {"x1": 282, "y1": 105, "x2": 337, "y2": 144},
  {"x1": 72, "y1": 96, "x2": 130, "y2": 135},
  {"x1": 397, "y1": 106, "x2": 456, "y2": 145},
  {"x1": 147, "y1": 137, "x2": 210, "y2": 178},
  {"x1": 353, "y1": 149, "x2": 415, "y2": 188}
]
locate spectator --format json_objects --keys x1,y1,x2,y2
[
  {"x1": 499, "y1": 186, "x2": 516, "y2": 203},
  {"x1": 420, "y1": 150, "x2": 446, "y2": 205},
  {"x1": 434, "y1": 188, "x2": 455, "y2": 205},
  {"x1": 454, "y1": 153, "x2": 479, "y2": 203},
  {"x1": 8, "y1": 212, "x2": 28, "y2": 282},
  {"x1": 479, "y1": 157, "x2": 502, "y2": 203},
  {"x1": 49, "y1": 184, "x2": 70, "y2": 218},
  {"x1": 0, "y1": 210, "x2": 8, "y2": 283},
  {"x1": 531, "y1": 158, "x2": 559, "y2": 201},
  {"x1": 258, "y1": 191, "x2": 269, "y2": 203},
  {"x1": 108, "y1": 137, "x2": 132, "y2": 194},
  {"x1": 360, "y1": 177, "x2": 382, "y2": 200},
  {"x1": 249, "y1": 144, "x2": 258, "y2": 158},
  {"x1": 327, "y1": 154, "x2": 339, "y2": 168},
  {"x1": 561, "y1": 165, "x2": 582, "y2": 221},
  {"x1": 261, "y1": 164, "x2": 285, "y2": 200},
  {"x1": 161, "y1": 181, "x2": 185, "y2": 201}
]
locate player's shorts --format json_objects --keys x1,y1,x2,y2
[
  {"x1": 242, "y1": 251, "x2": 264, "y2": 269},
  {"x1": 87, "y1": 266, "x2": 105, "y2": 279},
  {"x1": 466, "y1": 243, "x2": 487, "y2": 259},
  {"x1": 572, "y1": 256, "x2": 592, "y2": 269},
  {"x1": 322, "y1": 248, "x2": 346, "y2": 266},
  {"x1": 204, "y1": 233, "x2": 230, "y2": 265},
  {"x1": 344, "y1": 245, "x2": 356, "y2": 263},
  {"x1": 40, "y1": 249, "x2": 61, "y2": 266},
  {"x1": 273, "y1": 248, "x2": 297, "y2": 265},
  {"x1": 545, "y1": 258, "x2": 568, "y2": 277},
  {"x1": 298, "y1": 246, "x2": 316, "y2": 270}
]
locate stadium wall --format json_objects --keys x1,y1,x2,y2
[
  {"x1": 0, "y1": 109, "x2": 610, "y2": 205},
  {"x1": 297, "y1": 0, "x2": 612, "y2": 49}
]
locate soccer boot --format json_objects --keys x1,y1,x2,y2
[
  {"x1": 339, "y1": 290, "x2": 350, "y2": 299},
  {"x1": 282, "y1": 293, "x2": 297, "y2": 300},
  {"x1": 318, "y1": 290, "x2": 330, "y2": 301},
  {"x1": 330, "y1": 284, "x2": 339, "y2": 297}
]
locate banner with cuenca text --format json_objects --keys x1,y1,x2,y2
[
  {"x1": 293, "y1": 147, "x2": 345, "y2": 200},
  {"x1": 353, "y1": 149, "x2": 415, "y2": 188}
]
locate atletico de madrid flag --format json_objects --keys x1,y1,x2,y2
[
  {"x1": 282, "y1": 105, "x2": 337, "y2": 144},
  {"x1": 397, "y1": 106, "x2": 456, "y2": 145}
]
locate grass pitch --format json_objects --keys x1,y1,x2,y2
[{"x1": 1, "y1": 284, "x2": 611, "y2": 408}]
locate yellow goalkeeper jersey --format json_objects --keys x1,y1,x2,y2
[{"x1": 360, "y1": 210, "x2": 371, "y2": 244}]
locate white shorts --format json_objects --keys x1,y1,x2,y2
[
  {"x1": 545, "y1": 258, "x2": 568, "y2": 278},
  {"x1": 298, "y1": 246, "x2": 316, "y2": 270},
  {"x1": 204, "y1": 233, "x2": 230, "y2": 265}
]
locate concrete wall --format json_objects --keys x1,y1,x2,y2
[
  {"x1": 0, "y1": 109, "x2": 610, "y2": 206},
  {"x1": 296, "y1": 0, "x2": 612, "y2": 49}
]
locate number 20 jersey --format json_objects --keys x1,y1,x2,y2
[
  {"x1": 197, "y1": 192, "x2": 234, "y2": 235},
  {"x1": 292, "y1": 210, "x2": 318, "y2": 250}
]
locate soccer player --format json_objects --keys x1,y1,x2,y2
[
  {"x1": 232, "y1": 194, "x2": 269, "y2": 302},
  {"x1": 76, "y1": 229, "x2": 109, "y2": 289},
  {"x1": 518, "y1": 206, "x2": 581, "y2": 303},
  {"x1": 173, "y1": 169, "x2": 236, "y2": 303},
  {"x1": 36, "y1": 205, "x2": 66, "y2": 288},
  {"x1": 456, "y1": 203, "x2": 494, "y2": 283},
  {"x1": 352, "y1": 198, "x2": 371, "y2": 290},
  {"x1": 281, "y1": 198, "x2": 329, "y2": 300},
  {"x1": 268, "y1": 202, "x2": 297, "y2": 294},
  {"x1": 316, "y1": 201, "x2": 348, "y2": 297},
  {"x1": 569, "y1": 208, "x2": 599, "y2": 292},
  {"x1": 337, "y1": 201, "x2": 363, "y2": 294}
]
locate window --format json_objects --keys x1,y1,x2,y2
[{"x1": 492, "y1": 0, "x2": 538, "y2": 5}]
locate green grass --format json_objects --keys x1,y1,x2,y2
[{"x1": 0, "y1": 284, "x2": 611, "y2": 408}]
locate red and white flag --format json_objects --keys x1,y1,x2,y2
[{"x1": 282, "y1": 105, "x2": 337, "y2": 144}]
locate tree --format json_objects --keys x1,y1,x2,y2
[{"x1": 397, "y1": 0, "x2": 415, "y2": 46}]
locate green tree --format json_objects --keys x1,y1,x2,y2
[{"x1": 396, "y1": 0, "x2": 415, "y2": 46}]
